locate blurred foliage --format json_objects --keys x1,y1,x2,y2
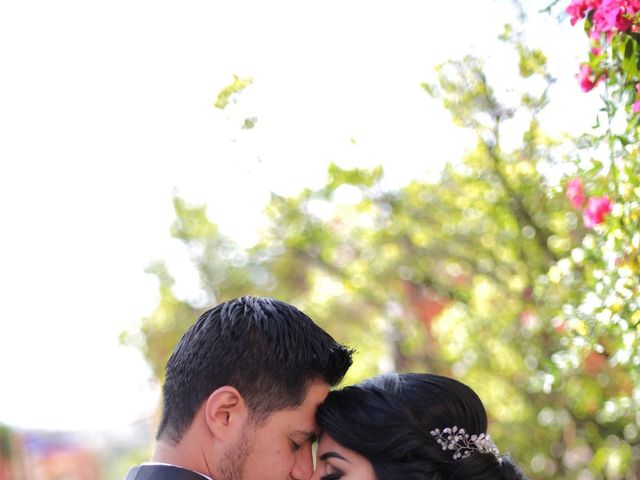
[
  {"x1": 99, "y1": 437, "x2": 153, "y2": 480},
  {"x1": 214, "y1": 74, "x2": 253, "y2": 110},
  {"x1": 123, "y1": 14, "x2": 640, "y2": 480},
  {"x1": 554, "y1": 1, "x2": 640, "y2": 477},
  {"x1": 563, "y1": 0, "x2": 640, "y2": 380},
  {"x1": 214, "y1": 74, "x2": 257, "y2": 132},
  {"x1": 0, "y1": 424, "x2": 12, "y2": 460}
]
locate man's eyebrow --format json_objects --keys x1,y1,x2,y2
[
  {"x1": 319, "y1": 451, "x2": 350, "y2": 463},
  {"x1": 293, "y1": 429, "x2": 319, "y2": 443}
]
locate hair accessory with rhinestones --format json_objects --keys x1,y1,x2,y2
[{"x1": 430, "y1": 426, "x2": 500, "y2": 460}]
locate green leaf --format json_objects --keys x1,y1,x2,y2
[
  {"x1": 616, "y1": 134, "x2": 632, "y2": 146},
  {"x1": 214, "y1": 75, "x2": 253, "y2": 110},
  {"x1": 625, "y1": 37, "x2": 634, "y2": 60},
  {"x1": 241, "y1": 117, "x2": 258, "y2": 129},
  {"x1": 421, "y1": 82, "x2": 437, "y2": 97}
]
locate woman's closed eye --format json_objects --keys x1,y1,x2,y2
[
  {"x1": 320, "y1": 467, "x2": 343, "y2": 480},
  {"x1": 317, "y1": 453, "x2": 346, "y2": 480},
  {"x1": 315, "y1": 437, "x2": 375, "y2": 480}
]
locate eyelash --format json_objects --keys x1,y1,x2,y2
[
  {"x1": 321, "y1": 473, "x2": 342, "y2": 480},
  {"x1": 290, "y1": 439, "x2": 301, "y2": 451}
]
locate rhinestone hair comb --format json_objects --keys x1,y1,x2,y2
[{"x1": 430, "y1": 426, "x2": 499, "y2": 460}]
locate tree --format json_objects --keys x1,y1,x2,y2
[{"x1": 126, "y1": 17, "x2": 639, "y2": 480}]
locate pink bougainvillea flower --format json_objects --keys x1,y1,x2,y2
[
  {"x1": 567, "y1": 0, "x2": 602, "y2": 25},
  {"x1": 600, "y1": 3, "x2": 631, "y2": 31},
  {"x1": 566, "y1": 2, "x2": 586, "y2": 25},
  {"x1": 590, "y1": 27, "x2": 616, "y2": 41},
  {"x1": 578, "y1": 64, "x2": 601, "y2": 92},
  {"x1": 567, "y1": 0, "x2": 639, "y2": 39},
  {"x1": 583, "y1": 195, "x2": 613, "y2": 227},
  {"x1": 623, "y1": 0, "x2": 640, "y2": 16},
  {"x1": 591, "y1": 0, "x2": 638, "y2": 36},
  {"x1": 566, "y1": 178, "x2": 586, "y2": 209},
  {"x1": 590, "y1": 46, "x2": 602, "y2": 56}
]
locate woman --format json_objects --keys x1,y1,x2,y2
[{"x1": 313, "y1": 373, "x2": 527, "y2": 480}]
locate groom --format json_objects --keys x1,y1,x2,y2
[{"x1": 125, "y1": 296, "x2": 353, "y2": 480}]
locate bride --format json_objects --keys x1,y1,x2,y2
[{"x1": 312, "y1": 373, "x2": 527, "y2": 480}]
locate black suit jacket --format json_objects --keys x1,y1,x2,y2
[{"x1": 125, "y1": 464, "x2": 210, "y2": 480}]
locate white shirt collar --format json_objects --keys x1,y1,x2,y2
[{"x1": 141, "y1": 462, "x2": 213, "y2": 480}]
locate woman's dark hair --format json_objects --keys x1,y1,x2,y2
[
  {"x1": 157, "y1": 296, "x2": 353, "y2": 443},
  {"x1": 317, "y1": 373, "x2": 527, "y2": 480}
]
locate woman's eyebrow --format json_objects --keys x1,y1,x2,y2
[{"x1": 319, "y1": 451, "x2": 350, "y2": 463}]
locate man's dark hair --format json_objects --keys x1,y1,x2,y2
[{"x1": 156, "y1": 296, "x2": 353, "y2": 443}]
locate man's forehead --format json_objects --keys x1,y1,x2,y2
[
  {"x1": 307, "y1": 381, "x2": 331, "y2": 405},
  {"x1": 261, "y1": 381, "x2": 328, "y2": 433}
]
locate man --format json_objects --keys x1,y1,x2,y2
[{"x1": 125, "y1": 296, "x2": 353, "y2": 480}]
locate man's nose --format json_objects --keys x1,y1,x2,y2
[{"x1": 291, "y1": 444, "x2": 314, "y2": 480}]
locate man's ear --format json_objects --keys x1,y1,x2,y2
[{"x1": 204, "y1": 386, "x2": 249, "y2": 440}]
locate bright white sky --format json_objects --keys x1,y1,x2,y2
[{"x1": 0, "y1": 1, "x2": 596, "y2": 433}]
